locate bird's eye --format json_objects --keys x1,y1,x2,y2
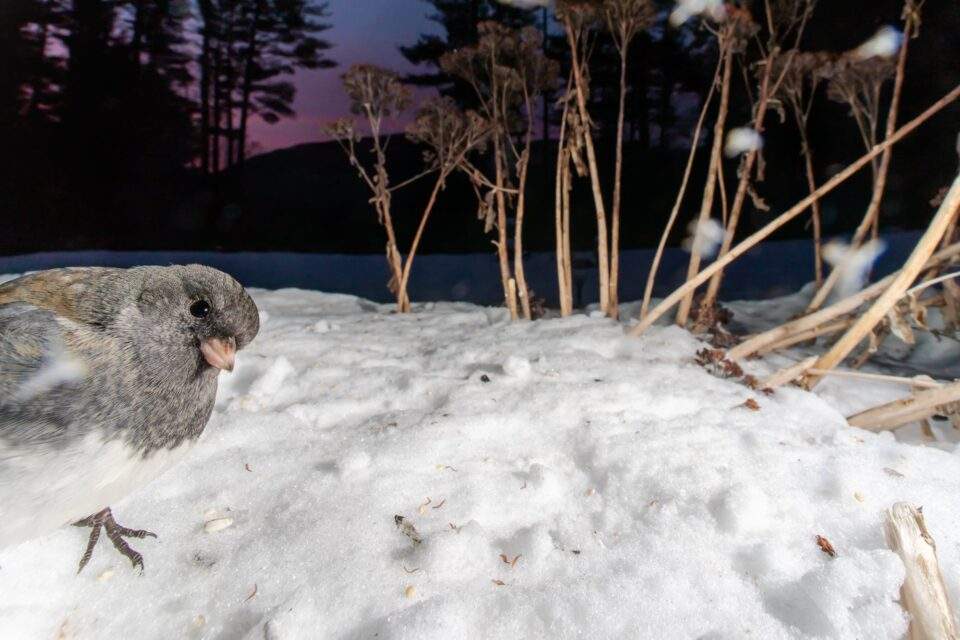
[{"x1": 190, "y1": 300, "x2": 211, "y2": 318}]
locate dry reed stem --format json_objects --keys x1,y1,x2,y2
[
  {"x1": 808, "y1": 369, "x2": 942, "y2": 389},
  {"x1": 884, "y1": 503, "x2": 959, "y2": 640},
  {"x1": 757, "y1": 318, "x2": 855, "y2": 356},
  {"x1": 563, "y1": 17, "x2": 611, "y2": 316},
  {"x1": 396, "y1": 177, "x2": 445, "y2": 312},
  {"x1": 676, "y1": 41, "x2": 734, "y2": 326},
  {"x1": 629, "y1": 83, "x2": 960, "y2": 337},
  {"x1": 699, "y1": 51, "x2": 775, "y2": 314},
  {"x1": 515, "y1": 146, "x2": 533, "y2": 320},
  {"x1": 555, "y1": 115, "x2": 573, "y2": 315},
  {"x1": 807, "y1": 3, "x2": 920, "y2": 312},
  {"x1": 850, "y1": 381, "x2": 960, "y2": 431},
  {"x1": 761, "y1": 356, "x2": 817, "y2": 389},
  {"x1": 803, "y1": 173, "x2": 960, "y2": 389},
  {"x1": 640, "y1": 51, "x2": 722, "y2": 319},
  {"x1": 729, "y1": 242, "x2": 960, "y2": 361}
]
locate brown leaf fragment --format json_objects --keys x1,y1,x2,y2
[
  {"x1": 499, "y1": 553, "x2": 522, "y2": 567},
  {"x1": 491, "y1": 579, "x2": 506, "y2": 586},
  {"x1": 432, "y1": 499, "x2": 446, "y2": 510},
  {"x1": 394, "y1": 515, "x2": 422, "y2": 545},
  {"x1": 883, "y1": 467, "x2": 905, "y2": 478},
  {"x1": 816, "y1": 535, "x2": 837, "y2": 557},
  {"x1": 244, "y1": 583, "x2": 258, "y2": 603},
  {"x1": 741, "y1": 398, "x2": 761, "y2": 411},
  {"x1": 244, "y1": 463, "x2": 252, "y2": 472}
]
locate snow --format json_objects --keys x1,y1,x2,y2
[{"x1": 1, "y1": 286, "x2": 959, "y2": 639}]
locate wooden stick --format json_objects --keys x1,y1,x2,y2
[
  {"x1": 629, "y1": 84, "x2": 960, "y2": 337},
  {"x1": 884, "y1": 503, "x2": 959, "y2": 640},
  {"x1": 848, "y1": 381, "x2": 960, "y2": 431},
  {"x1": 804, "y1": 174, "x2": 960, "y2": 388}
]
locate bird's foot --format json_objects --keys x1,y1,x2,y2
[{"x1": 72, "y1": 507, "x2": 157, "y2": 574}]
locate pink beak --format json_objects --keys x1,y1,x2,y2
[{"x1": 200, "y1": 337, "x2": 236, "y2": 372}]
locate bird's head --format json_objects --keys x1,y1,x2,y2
[{"x1": 125, "y1": 265, "x2": 260, "y2": 375}]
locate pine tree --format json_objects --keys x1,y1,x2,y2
[
  {"x1": 400, "y1": 0, "x2": 535, "y2": 106},
  {"x1": 198, "y1": 0, "x2": 334, "y2": 172}
]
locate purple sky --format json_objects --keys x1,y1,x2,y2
[{"x1": 247, "y1": 0, "x2": 439, "y2": 154}]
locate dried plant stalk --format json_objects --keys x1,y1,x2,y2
[
  {"x1": 327, "y1": 65, "x2": 415, "y2": 312},
  {"x1": 676, "y1": 37, "x2": 735, "y2": 327},
  {"x1": 640, "y1": 51, "x2": 722, "y2": 319},
  {"x1": 761, "y1": 356, "x2": 817, "y2": 389},
  {"x1": 555, "y1": 76, "x2": 575, "y2": 316},
  {"x1": 884, "y1": 504, "x2": 959, "y2": 640},
  {"x1": 848, "y1": 382, "x2": 960, "y2": 431},
  {"x1": 558, "y1": 1, "x2": 611, "y2": 316},
  {"x1": 803, "y1": 173, "x2": 960, "y2": 389},
  {"x1": 698, "y1": 0, "x2": 815, "y2": 321},
  {"x1": 442, "y1": 23, "x2": 557, "y2": 320},
  {"x1": 729, "y1": 242, "x2": 960, "y2": 361},
  {"x1": 758, "y1": 317, "x2": 855, "y2": 355},
  {"x1": 629, "y1": 83, "x2": 960, "y2": 336},
  {"x1": 807, "y1": 1, "x2": 921, "y2": 312},
  {"x1": 603, "y1": 0, "x2": 656, "y2": 318}
]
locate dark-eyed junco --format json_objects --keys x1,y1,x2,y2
[{"x1": 0, "y1": 265, "x2": 259, "y2": 573}]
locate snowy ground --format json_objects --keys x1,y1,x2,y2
[{"x1": 1, "y1": 286, "x2": 959, "y2": 639}]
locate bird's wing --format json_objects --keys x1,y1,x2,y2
[
  {"x1": 0, "y1": 268, "x2": 117, "y2": 324},
  {"x1": 0, "y1": 302, "x2": 63, "y2": 401}
]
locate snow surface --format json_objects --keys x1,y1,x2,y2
[{"x1": 1, "y1": 287, "x2": 959, "y2": 639}]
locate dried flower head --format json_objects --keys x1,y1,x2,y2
[
  {"x1": 602, "y1": 0, "x2": 656, "y2": 49},
  {"x1": 342, "y1": 64, "x2": 412, "y2": 118},
  {"x1": 407, "y1": 97, "x2": 491, "y2": 172},
  {"x1": 323, "y1": 117, "x2": 357, "y2": 143}
]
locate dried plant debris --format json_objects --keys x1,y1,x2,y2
[
  {"x1": 696, "y1": 349, "x2": 744, "y2": 378},
  {"x1": 394, "y1": 515, "x2": 422, "y2": 545},
  {"x1": 244, "y1": 584, "x2": 258, "y2": 603},
  {"x1": 491, "y1": 579, "x2": 506, "y2": 587},
  {"x1": 816, "y1": 535, "x2": 837, "y2": 557},
  {"x1": 695, "y1": 349, "x2": 774, "y2": 395},
  {"x1": 499, "y1": 553, "x2": 522, "y2": 568},
  {"x1": 883, "y1": 467, "x2": 905, "y2": 478},
  {"x1": 740, "y1": 399, "x2": 761, "y2": 411}
]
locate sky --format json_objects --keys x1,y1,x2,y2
[{"x1": 246, "y1": 0, "x2": 440, "y2": 154}]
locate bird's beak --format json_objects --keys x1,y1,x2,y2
[{"x1": 200, "y1": 337, "x2": 236, "y2": 372}]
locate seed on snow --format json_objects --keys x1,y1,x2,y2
[
  {"x1": 404, "y1": 585, "x2": 416, "y2": 599},
  {"x1": 204, "y1": 517, "x2": 234, "y2": 533}
]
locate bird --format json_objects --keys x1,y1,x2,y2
[{"x1": 0, "y1": 265, "x2": 259, "y2": 573}]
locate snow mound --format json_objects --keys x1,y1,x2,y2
[{"x1": 0, "y1": 290, "x2": 956, "y2": 640}]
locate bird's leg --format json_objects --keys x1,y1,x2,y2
[{"x1": 72, "y1": 507, "x2": 157, "y2": 574}]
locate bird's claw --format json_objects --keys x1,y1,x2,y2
[{"x1": 73, "y1": 507, "x2": 156, "y2": 575}]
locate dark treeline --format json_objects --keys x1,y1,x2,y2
[
  {"x1": 1, "y1": 0, "x2": 957, "y2": 256},
  {"x1": 1, "y1": 0, "x2": 332, "y2": 253}
]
